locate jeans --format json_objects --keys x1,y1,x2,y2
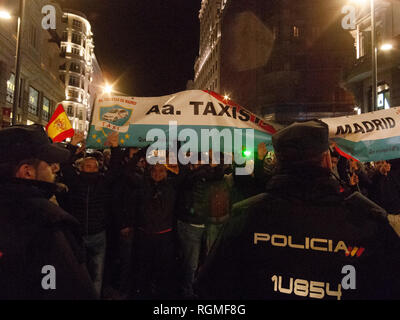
[
  {"x1": 177, "y1": 220, "x2": 205, "y2": 298},
  {"x1": 83, "y1": 230, "x2": 106, "y2": 298},
  {"x1": 205, "y1": 223, "x2": 225, "y2": 256}
]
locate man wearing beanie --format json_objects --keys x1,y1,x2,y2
[
  {"x1": 0, "y1": 125, "x2": 96, "y2": 299},
  {"x1": 196, "y1": 120, "x2": 400, "y2": 300}
]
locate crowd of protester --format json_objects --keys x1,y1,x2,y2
[
  {"x1": 47, "y1": 131, "x2": 400, "y2": 299},
  {"x1": 1, "y1": 125, "x2": 399, "y2": 300},
  {"x1": 330, "y1": 148, "x2": 400, "y2": 214},
  {"x1": 50, "y1": 131, "x2": 273, "y2": 299}
]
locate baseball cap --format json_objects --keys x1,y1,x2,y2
[
  {"x1": 272, "y1": 120, "x2": 329, "y2": 160},
  {"x1": 0, "y1": 124, "x2": 70, "y2": 164}
]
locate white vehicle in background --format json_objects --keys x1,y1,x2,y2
[{"x1": 102, "y1": 109, "x2": 129, "y2": 122}]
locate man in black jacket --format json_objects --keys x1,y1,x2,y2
[
  {"x1": 176, "y1": 161, "x2": 227, "y2": 299},
  {"x1": 124, "y1": 162, "x2": 180, "y2": 299},
  {"x1": 196, "y1": 120, "x2": 400, "y2": 300},
  {"x1": 0, "y1": 124, "x2": 96, "y2": 299},
  {"x1": 59, "y1": 132, "x2": 123, "y2": 298}
]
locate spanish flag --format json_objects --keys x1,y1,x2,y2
[{"x1": 45, "y1": 104, "x2": 74, "y2": 142}]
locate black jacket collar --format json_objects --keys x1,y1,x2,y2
[
  {"x1": 266, "y1": 166, "x2": 343, "y2": 203},
  {"x1": 0, "y1": 178, "x2": 59, "y2": 200}
]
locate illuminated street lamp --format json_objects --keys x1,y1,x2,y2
[
  {"x1": 0, "y1": 0, "x2": 25, "y2": 125},
  {"x1": 103, "y1": 84, "x2": 113, "y2": 95},
  {"x1": 0, "y1": 11, "x2": 11, "y2": 19},
  {"x1": 380, "y1": 43, "x2": 393, "y2": 51}
]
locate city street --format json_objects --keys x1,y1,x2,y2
[{"x1": 0, "y1": 0, "x2": 400, "y2": 310}]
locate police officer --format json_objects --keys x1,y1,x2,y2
[
  {"x1": 196, "y1": 120, "x2": 400, "y2": 300},
  {"x1": 0, "y1": 125, "x2": 96, "y2": 299}
]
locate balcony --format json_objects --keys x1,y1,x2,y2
[{"x1": 345, "y1": 50, "x2": 400, "y2": 84}]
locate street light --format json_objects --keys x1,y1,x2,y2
[
  {"x1": 380, "y1": 43, "x2": 393, "y2": 51},
  {"x1": 0, "y1": 0, "x2": 25, "y2": 125},
  {"x1": 0, "y1": 11, "x2": 11, "y2": 20},
  {"x1": 103, "y1": 84, "x2": 113, "y2": 95}
]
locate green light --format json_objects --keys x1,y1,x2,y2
[{"x1": 243, "y1": 150, "x2": 251, "y2": 157}]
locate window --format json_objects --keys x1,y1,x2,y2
[
  {"x1": 28, "y1": 87, "x2": 39, "y2": 115},
  {"x1": 68, "y1": 90, "x2": 79, "y2": 99},
  {"x1": 377, "y1": 85, "x2": 390, "y2": 110},
  {"x1": 72, "y1": 47, "x2": 80, "y2": 56},
  {"x1": 42, "y1": 97, "x2": 50, "y2": 121},
  {"x1": 67, "y1": 105, "x2": 74, "y2": 116},
  {"x1": 62, "y1": 31, "x2": 68, "y2": 41},
  {"x1": 72, "y1": 19, "x2": 82, "y2": 29},
  {"x1": 69, "y1": 76, "x2": 80, "y2": 87},
  {"x1": 293, "y1": 26, "x2": 300, "y2": 38},
  {"x1": 71, "y1": 33, "x2": 81, "y2": 45},
  {"x1": 6, "y1": 73, "x2": 15, "y2": 104},
  {"x1": 357, "y1": 30, "x2": 371, "y2": 59},
  {"x1": 70, "y1": 62, "x2": 81, "y2": 73},
  {"x1": 78, "y1": 110, "x2": 83, "y2": 120}
]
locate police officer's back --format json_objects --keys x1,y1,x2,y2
[{"x1": 196, "y1": 120, "x2": 400, "y2": 300}]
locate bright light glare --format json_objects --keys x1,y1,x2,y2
[
  {"x1": 381, "y1": 43, "x2": 393, "y2": 51},
  {"x1": 103, "y1": 84, "x2": 113, "y2": 94},
  {"x1": 223, "y1": 95, "x2": 229, "y2": 100},
  {"x1": 0, "y1": 11, "x2": 11, "y2": 19},
  {"x1": 243, "y1": 150, "x2": 251, "y2": 157}
]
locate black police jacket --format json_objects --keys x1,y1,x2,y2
[
  {"x1": 196, "y1": 166, "x2": 400, "y2": 300},
  {"x1": 0, "y1": 178, "x2": 97, "y2": 299}
]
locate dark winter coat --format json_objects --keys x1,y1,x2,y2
[
  {"x1": 0, "y1": 178, "x2": 96, "y2": 299},
  {"x1": 369, "y1": 171, "x2": 400, "y2": 214},
  {"x1": 121, "y1": 167, "x2": 186, "y2": 234},
  {"x1": 59, "y1": 147, "x2": 123, "y2": 235},
  {"x1": 177, "y1": 164, "x2": 228, "y2": 225}
]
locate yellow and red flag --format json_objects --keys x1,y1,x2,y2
[{"x1": 45, "y1": 104, "x2": 74, "y2": 142}]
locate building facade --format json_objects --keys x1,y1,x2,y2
[
  {"x1": 193, "y1": 0, "x2": 227, "y2": 94},
  {"x1": 0, "y1": 0, "x2": 65, "y2": 127},
  {"x1": 345, "y1": 0, "x2": 400, "y2": 113},
  {"x1": 59, "y1": 9, "x2": 103, "y2": 134},
  {"x1": 0, "y1": 2, "x2": 104, "y2": 133},
  {"x1": 192, "y1": 0, "x2": 357, "y2": 123}
]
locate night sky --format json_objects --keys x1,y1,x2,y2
[{"x1": 56, "y1": 0, "x2": 200, "y2": 97}]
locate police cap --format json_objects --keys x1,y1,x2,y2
[
  {"x1": 0, "y1": 124, "x2": 70, "y2": 164},
  {"x1": 272, "y1": 120, "x2": 329, "y2": 160}
]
